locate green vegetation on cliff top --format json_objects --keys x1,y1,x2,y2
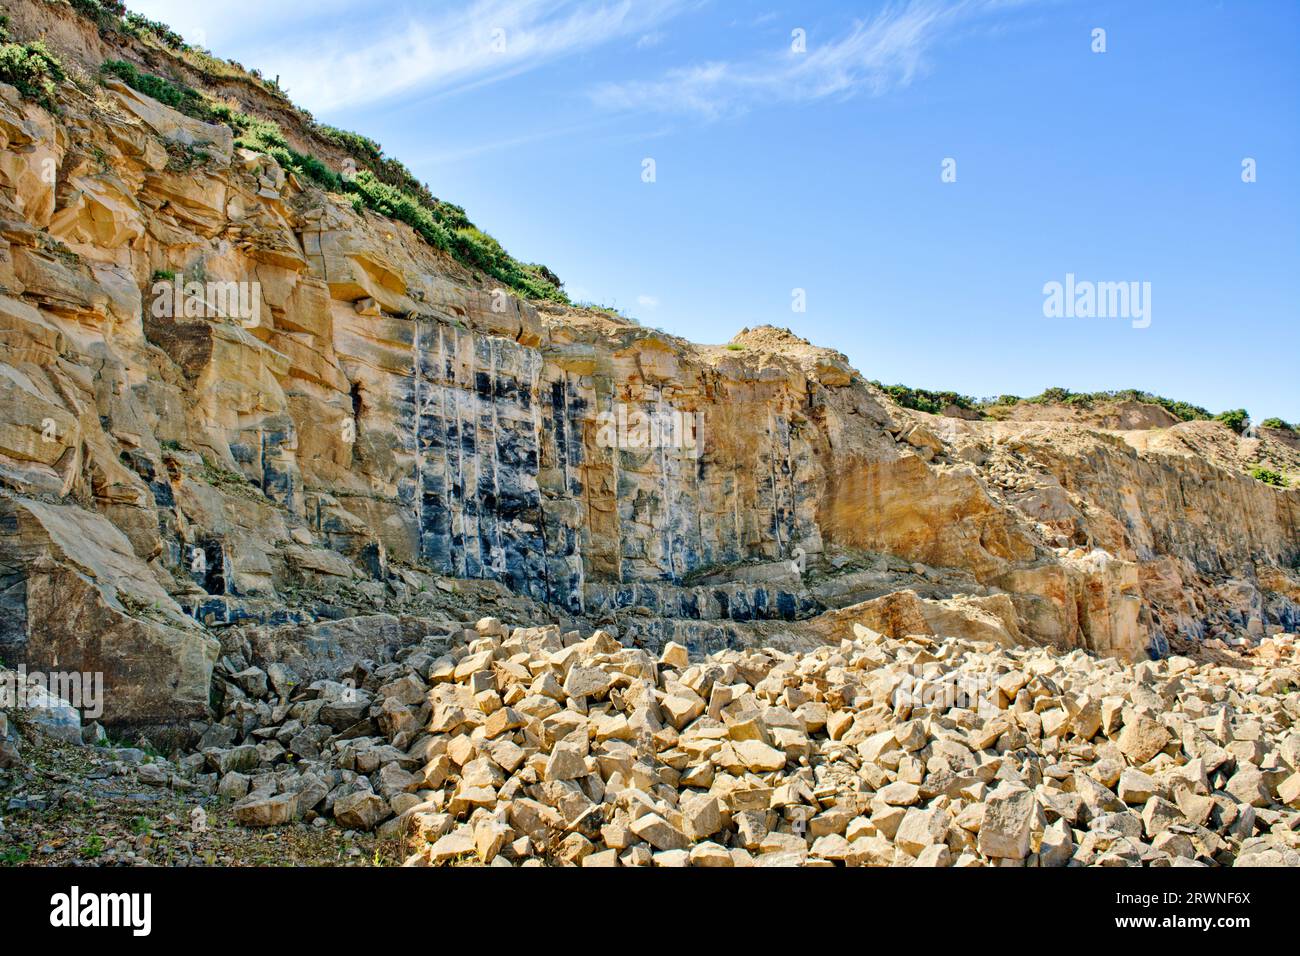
[
  {"x1": 78, "y1": 5, "x2": 566, "y2": 304},
  {"x1": 870, "y1": 383, "x2": 1294, "y2": 444}
]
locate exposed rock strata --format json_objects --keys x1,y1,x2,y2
[{"x1": 0, "y1": 1, "x2": 1296, "y2": 735}]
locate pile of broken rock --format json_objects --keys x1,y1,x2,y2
[{"x1": 187, "y1": 619, "x2": 1300, "y2": 867}]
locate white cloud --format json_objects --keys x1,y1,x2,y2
[
  {"x1": 126, "y1": 1, "x2": 1026, "y2": 142},
  {"x1": 204, "y1": 0, "x2": 691, "y2": 113},
  {"x1": 591, "y1": 0, "x2": 1024, "y2": 119},
  {"x1": 125, "y1": 0, "x2": 359, "y2": 49},
  {"x1": 637, "y1": 294, "x2": 660, "y2": 308}
]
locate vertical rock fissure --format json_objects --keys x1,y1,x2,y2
[
  {"x1": 560, "y1": 369, "x2": 571, "y2": 536},
  {"x1": 531, "y1": 349, "x2": 552, "y2": 606},
  {"x1": 731, "y1": 457, "x2": 742, "y2": 567},
  {"x1": 656, "y1": 388, "x2": 677, "y2": 582},
  {"x1": 568, "y1": 358, "x2": 583, "y2": 611},
  {"x1": 780, "y1": 407, "x2": 797, "y2": 554},
  {"x1": 768, "y1": 405, "x2": 785, "y2": 560},
  {"x1": 609, "y1": 384, "x2": 623, "y2": 587},
  {"x1": 489, "y1": 338, "x2": 503, "y2": 583},
  {"x1": 453, "y1": 329, "x2": 467, "y2": 579},
  {"x1": 412, "y1": 320, "x2": 424, "y2": 557},
  {"x1": 687, "y1": 402, "x2": 705, "y2": 580},
  {"x1": 439, "y1": 325, "x2": 456, "y2": 576}
]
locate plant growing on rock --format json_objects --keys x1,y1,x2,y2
[
  {"x1": 872, "y1": 381, "x2": 980, "y2": 416},
  {"x1": 69, "y1": 0, "x2": 127, "y2": 31},
  {"x1": 0, "y1": 845, "x2": 33, "y2": 866},
  {"x1": 1215, "y1": 408, "x2": 1249, "y2": 435},
  {"x1": 0, "y1": 34, "x2": 66, "y2": 112},
  {"x1": 100, "y1": 59, "x2": 210, "y2": 118},
  {"x1": 79, "y1": 834, "x2": 105, "y2": 859},
  {"x1": 1251, "y1": 466, "x2": 1287, "y2": 487},
  {"x1": 121, "y1": 13, "x2": 186, "y2": 49},
  {"x1": 1260, "y1": 417, "x2": 1295, "y2": 433}
]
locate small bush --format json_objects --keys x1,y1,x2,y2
[
  {"x1": 122, "y1": 13, "x2": 186, "y2": 50},
  {"x1": 314, "y1": 124, "x2": 382, "y2": 162},
  {"x1": 872, "y1": 382, "x2": 979, "y2": 416},
  {"x1": 69, "y1": 0, "x2": 127, "y2": 30},
  {"x1": 1251, "y1": 467, "x2": 1286, "y2": 487},
  {"x1": 529, "y1": 263, "x2": 562, "y2": 289},
  {"x1": 1215, "y1": 409, "x2": 1249, "y2": 435},
  {"x1": 0, "y1": 38, "x2": 66, "y2": 112},
  {"x1": 80, "y1": 834, "x2": 106, "y2": 859},
  {"x1": 291, "y1": 151, "x2": 342, "y2": 190},
  {"x1": 221, "y1": 109, "x2": 287, "y2": 148},
  {"x1": 1030, "y1": 387, "x2": 1075, "y2": 406},
  {"x1": 1260, "y1": 417, "x2": 1295, "y2": 433}
]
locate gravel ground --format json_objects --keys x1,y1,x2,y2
[{"x1": 0, "y1": 733, "x2": 400, "y2": 867}]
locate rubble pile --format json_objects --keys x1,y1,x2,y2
[{"x1": 177, "y1": 621, "x2": 1300, "y2": 867}]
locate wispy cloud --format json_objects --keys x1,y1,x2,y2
[
  {"x1": 125, "y1": 0, "x2": 360, "y2": 50},
  {"x1": 228, "y1": 0, "x2": 690, "y2": 113},
  {"x1": 412, "y1": 116, "x2": 607, "y2": 165},
  {"x1": 591, "y1": 0, "x2": 1023, "y2": 119}
]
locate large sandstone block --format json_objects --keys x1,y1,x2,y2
[
  {"x1": 0, "y1": 497, "x2": 217, "y2": 730},
  {"x1": 810, "y1": 589, "x2": 1025, "y2": 647},
  {"x1": 997, "y1": 551, "x2": 1148, "y2": 660},
  {"x1": 104, "y1": 79, "x2": 234, "y2": 166}
]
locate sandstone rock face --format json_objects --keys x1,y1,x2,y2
[
  {"x1": 0, "y1": 0, "x2": 1297, "y2": 730},
  {"x1": 995, "y1": 550, "x2": 1146, "y2": 658}
]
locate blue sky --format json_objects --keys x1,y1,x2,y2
[{"x1": 129, "y1": 0, "x2": 1299, "y2": 420}]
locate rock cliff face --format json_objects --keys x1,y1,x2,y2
[{"x1": 0, "y1": 1, "x2": 1296, "y2": 733}]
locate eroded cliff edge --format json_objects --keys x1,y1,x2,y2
[{"x1": 1, "y1": 0, "x2": 1297, "y2": 733}]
